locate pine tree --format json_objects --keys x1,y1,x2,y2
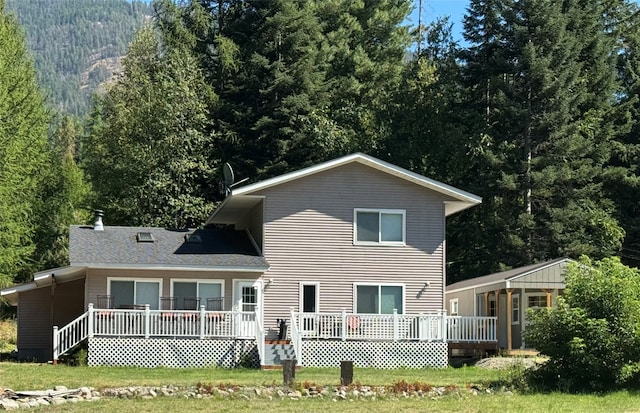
[{"x1": 450, "y1": 0, "x2": 625, "y2": 280}]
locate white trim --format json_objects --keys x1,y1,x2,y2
[
  {"x1": 353, "y1": 208, "x2": 406, "y2": 246},
  {"x1": 353, "y1": 282, "x2": 406, "y2": 314},
  {"x1": 298, "y1": 282, "x2": 320, "y2": 313}
]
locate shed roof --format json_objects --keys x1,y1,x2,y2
[{"x1": 446, "y1": 258, "x2": 572, "y2": 293}]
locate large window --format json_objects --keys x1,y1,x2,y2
[
  {"x1": 355, "y1": 284, "x2": 404, "y2": 314},
  {"x1": 172, "y1": 280, "x2": 224, "y2": 310},
  {"x1": 354, "y1": 209, "x2": 405, "y2": 245},
  {"x1": 109, "y1": 279, "x2": 161, "y2": 310}
]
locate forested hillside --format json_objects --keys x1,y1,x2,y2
[
  {"x1": 5, "y1": 0, "x2": 151, "y2": 116},
  {"x1": 1, "y1": 0, "x2": 640, "y2": 291}
]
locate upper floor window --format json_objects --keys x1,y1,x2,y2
[{"x1": 354, "y1": 209, "x2": 405, "y2": 245}]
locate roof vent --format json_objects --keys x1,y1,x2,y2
[
  {"x1": 93, "y1": 210, "x2": 104, "y2": 231},
  {"x1": 184, "y1": 233, "x2": 202, "y2": 243},
  {"x1": 136, "y1": 232, "x2": 154, "y2": 242}
]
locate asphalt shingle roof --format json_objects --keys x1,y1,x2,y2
[{"x1": 69, "y1": 225, "x2": 268, "y2": 269}]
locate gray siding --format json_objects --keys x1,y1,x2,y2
[
  {"x1": 53, "y1": 278, "x2": 85, "y2": 327},
  {"x1": 85, "y1": 268, "x2": 259, "y2": 310},
  {"x1": 254, "y1": 163, "x2": 449, "y2": 336},
  {"x1": 18, "y1": 287, "x2": 52, "y2": 361}
]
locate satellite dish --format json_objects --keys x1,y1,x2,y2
[
  {"x1": 222, "y1": 162, "x2": 249, "y2": 196},
  {"x1": 223, "y1": 162, "x2": 235, "y2": 189}
]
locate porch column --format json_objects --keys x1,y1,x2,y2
[
  {"x1": 483, "y1": 292, "x2": 489, "y2": 316},
  {"x1": 543, "y1": 289, "x2": 553, "y2": 308},
  {"x1": 506, "y1": 289, "x2": 513, "y2": 352}
]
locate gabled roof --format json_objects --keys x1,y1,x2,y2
[
  {"x1": 446, "y1": 258, "x2": 573, "y2": 293},
  {"x1": 208, "y1": 153, "x2": 481, "y2": 225},
  {"x1": 69, "y1": 226, "x2": 269, "y2": 271}
]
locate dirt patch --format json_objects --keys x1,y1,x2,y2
[{"x1": 474, "y1": 357, "x2": 547, "y2": 370}]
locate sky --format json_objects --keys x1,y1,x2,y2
[{"x1": 408, "y1": 0, "x2": 470, "y2": 42}]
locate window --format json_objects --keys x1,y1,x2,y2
[
  {"x1": 449, "y1": 298, "x2": 459, "y2": 316},
  {"x1": 488, "y1": 298, "x2": 496, "y2": 317},
  {"x1": 511, "y1": 294, "x2": 520, "y2": 324},
  {"x1": 109, "y1": 278, "x2": 161, "y2": 310},
  {"x1": 527, "y1": 295, "x2": 547, "y2": 308},
  {"x1": 172, "y1": 280, "x2": 224, "y2": 310},
  {"x1": 354, "y1": 209, "x2": 405, "y2": 245},
  {"x1": 355, "y1": 284, "x2": 403, "y2": 314}
]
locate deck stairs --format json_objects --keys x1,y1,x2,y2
[{"x1": 262, "y1": 340, "x2": 296, "y2": 369}]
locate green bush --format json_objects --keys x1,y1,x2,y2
[{"x1": 524, "y1": 257, "x2": 640, "y2": 392}]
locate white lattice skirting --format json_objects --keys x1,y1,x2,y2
[
  {"x1": 301, "y1": 341, "x2": 448, "y2": 369},
  {"x1": 88, "y1": 337, "x2": 259, "y2": 368}
]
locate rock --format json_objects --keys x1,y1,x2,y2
[
  {"x1": 53, "y1": 386, "x2": 68, "y2": 392},
  {"x1": 49, "y1": 398, "x2": 66, "y2": 405},
  {"x1": 0, "y1": 398, "x2": 21, "y2": 410}
]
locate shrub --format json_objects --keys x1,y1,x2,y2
[{"x1": 524, "y1": 256, "x2": 640, "y2": 392}]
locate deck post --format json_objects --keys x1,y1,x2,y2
[
  {"x1": 87, "y1": 303, "x2": 94, "y2": 339},
  {"x1": 341, "y1": 310, "x2": 347, "y2": 341},
  {"x1": 199, "y1": 305, "x2": 206, "y2": 339},
  {"x1": 144, "y1": 304, "x2": 150, "y2": 339},
  {"x1": 52, "y1": 326, "x2": 59, "y2": 364},
  {"x1": 392, "y1": 309, "x2": 399, "y2": 341},
  {"x1": 440, "y1": 309, "x2": 447, "y2": 341}
]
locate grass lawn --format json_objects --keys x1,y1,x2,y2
[{"x1": 1, "y1": 362, "x2": 639, "y2": 412}]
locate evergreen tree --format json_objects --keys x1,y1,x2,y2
[
  {"x1": 33, "y1": 115, "x2": 92, "y2": 271},
  {"x1": 0, "y1": 0, "x2": 50, "y2": 285},
  {"x1": 450, "y1": 0, "x2": 625, "y2": 280},
  {"x1": 83, "y1": 24, "x2": 219, "y2": 228}
]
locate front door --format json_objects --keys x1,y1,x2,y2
[
  {"x1": 234, "y1": 280, "x2": 261, "y2": 338},
  {"x1": 300, "y1": 283, "x2": 319, "y2": 335}
]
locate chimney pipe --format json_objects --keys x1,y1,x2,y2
[{"x1": 93, "y1": 209, "x2": 104, "y2": 231}]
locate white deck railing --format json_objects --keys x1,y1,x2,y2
[
  {"x1": 291, "y1": 310, "x2": 497, "y2": 343},
  {"x1": 53, "y1": 303, "x2": 259, "y2": 362},
  {"x1": 446, "y1": 315, "x2": 497, "y2": 342}
]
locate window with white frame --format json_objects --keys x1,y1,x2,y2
[
  {"x1": 450, "y1": 298, "x2": 459, "y2": 316},
  {"x1": 354, "y1": 209, "x2": 405, "y2": 245},
  {"x1": 172, "y1": 280, "x2": 224, "y2": 310},
  {"x1": 511, "y1": 294, "x2": 520, "y2": 324},
  {"x1": 109, "y1": 279, "x2": 161, "y2": 310},
  {"x1": 355, "y1": 284, "x2": 404, "y2": 314}
]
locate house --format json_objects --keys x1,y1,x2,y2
[
  {"x1": 1, "y1": 153, "x2": 489, "y2": 368},
  {"x1": 445, "y1": 258, "x2": 572, "y2": 354}
]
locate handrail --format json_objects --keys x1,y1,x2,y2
[
  {"x1": 290, "y1": 311, "x2": 496, "y2": 343},
  {"x1": 53, "y1": 305, "x2": 91, "y2": 363},
  {"x1": 289, "y1": 307, "x2": 302, "y2": 366}
]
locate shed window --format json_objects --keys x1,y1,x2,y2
[
  {"x1": 450, "y1": 298, "x2": 459, "y2": 316},
  {"x1": 511, "y1": 295, "x2": 520, "y2": 324},
  {"x1": 355, "y1": 284, "x2": 403, "y2": 314},
  {"x1": 354, "y1": 209, "x2": 405, "y2": 245}
]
